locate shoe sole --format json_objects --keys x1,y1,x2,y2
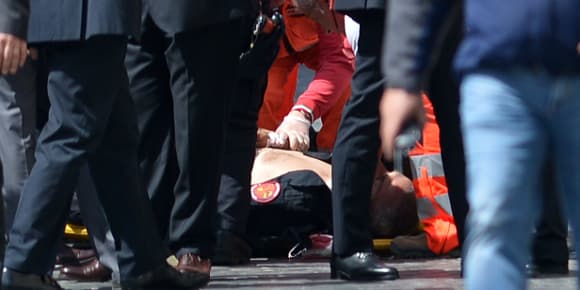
[{"x1": 56, "y1": 273, "x2": 112, "y2": 283}]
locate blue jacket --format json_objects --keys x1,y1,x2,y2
[
  {"x1": 383, "y1": 0, "x2": 580, "y2": 92},
  {"x1": 455, "y1": 0, "x2": 580, "y2": 75}
]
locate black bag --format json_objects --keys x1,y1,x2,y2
[{"x1": 246, "y1": 170, "x2": 332, "y2": 257}]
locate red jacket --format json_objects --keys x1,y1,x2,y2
[{"x1": 280, "y1": 1, "x2": 355, "y2": 119}]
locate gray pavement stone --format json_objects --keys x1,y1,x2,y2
[{"x1": 58, "y1": 258, "x2": 577, "y2": 290}]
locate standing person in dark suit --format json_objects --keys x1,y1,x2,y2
[
  {"x1": 125, "y1": 0, "x2": 257, "y2": 274},
  {"x1": 0, "y1": 2, "x2": 118, "y2": 282},
  {"x1": 0, "y1": 58, "x2": 35, "y2": 239},
  {"x1": 0, "y1": 0, "x2": 33, "y2": 282},
  {"x1": 328, "y1": 0, "x2": 399, "y2": 281},
  {"x1": 0, "y1": 0, "x2": 208, "y2": 289}
]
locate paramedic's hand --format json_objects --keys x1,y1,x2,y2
[
  {"x1": 0, "y1": 33, "x2": 28, "y2": 75},
  {"x1": 274, "y1": 110, "x2": 311, "y2": 152},
  {"x1": 380, "y1": 88, "x2": 425, "y2": 161}
]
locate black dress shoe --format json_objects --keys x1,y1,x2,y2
[
  {"x1": 526, "y1": 262, "x2": 569, "y2": 277},
  {"x1": 330, "y1": 252, "x2": 399, "y2": 281},
  {"x1": 2, "y1": 268, "x2": 63, "y2": 290},
  {"x1": 119, "y1": 263, "x2": 209, "y2": 289},
  {"x1": 212, "y1": 230, "x2": 252, "y2": 266}
]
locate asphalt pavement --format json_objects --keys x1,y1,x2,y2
[{"x1": 60, "y1": 257, "x2": 577, "y2": 290}]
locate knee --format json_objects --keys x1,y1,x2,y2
[{"x1": 2, "y1": 184, "x2": 24, "y2": 211}]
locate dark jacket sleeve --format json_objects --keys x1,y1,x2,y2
[
  {"x1": 0, "y1": 0, "x2": 29, "y2": 39},
  {"x1": 382, "y1": 0, "x2": 461, "y2": 93}
]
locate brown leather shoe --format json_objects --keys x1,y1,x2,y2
[
  {"x1": 55, "y1": 247, "x2": 96, "y2": 266},
  {"x1": 175, "y1": 253, "x2": 211, "y2": 276},
  {"x1": 58, "y1": 257, "x2": 112, "y2": 282}
]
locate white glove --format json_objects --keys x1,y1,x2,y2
[
  {"x1": 273, "y1": 110, "x2": 312, "y2": 152},
  {"x1": 266, "y1": 131, "x2": 286, "y2": 148}
]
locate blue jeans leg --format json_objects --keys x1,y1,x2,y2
[{"x1": 460, "y1": 71, "x2": 547, "y2": 290}]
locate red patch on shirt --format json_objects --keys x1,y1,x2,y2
[{"x1": 251, "y1": 181, "x2": 281, "y2": 204}]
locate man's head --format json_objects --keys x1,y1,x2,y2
[{"x1": 370, "y1": 171, "x2": 419, "y2": 238}]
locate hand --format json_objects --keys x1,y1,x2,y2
[
  {"x1": 257, "y1": 128, "x2": 290, "y2": 149},
  {"x1": 379, "y1": 88, "x2": 425, "y2": 161},
  {"x1": 0, "y1": 33, "x2": 28, "y2": 75},
  {"x1": 274, "y1": 110, "x2": 311, "y2": 152}
]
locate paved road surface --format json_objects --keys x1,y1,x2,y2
[{"x1": 60, "y1": 257, "x2": 577, "y2": 290}]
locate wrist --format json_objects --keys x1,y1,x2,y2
[
  {"x1": 283, "y1": 114, "x2": 312, "y2": 126},
  {"x1": 291, "y1": 105, "x2": 314, "y2": 122}
]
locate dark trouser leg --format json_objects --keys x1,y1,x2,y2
[
  {"x1": 76, "y1": 166, "x2": 119, "y2": 276},
  {"x1": 331, "y1": 11, "x2": 384, "y2": 256},
  {"x1": 425, "y1": 8, "x2": 468, "y2": 246},
  {"x1": 217, "y1": 76, "x2": 265, "y2": 236},
  {"x1": 532, "y1": 161, "x2": 568, "y2": 267},
  {"x1": 4, "y1": 36, "x2": 165, "y2": 278},
  {"x1": 166, "y1": 19, "x2": 248, "y2": 258},
  {"x1": 125, "y1": 16, "x2": 176, "y2": 240},
  {"x1": 0, "y1": 61, "x2": 37, "y2": 233},
  {"x1": 212, "y1": 76, "x2": 265, "y2": 265},
  {"x1": 0, "y1": 61, "x2": 37, "y2": 278},
  {"x1": 87, "y1": 65, "x2": 166, "y2": 279}
]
